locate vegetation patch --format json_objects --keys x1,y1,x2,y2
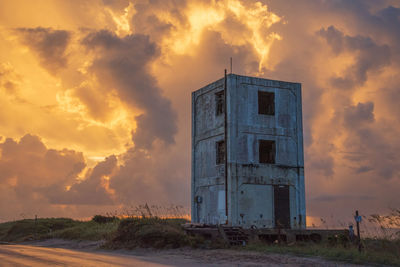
[
  {"x1": 92, "y1": 215, "x2": 119, "y2": 224},
  {"x1": 242, "y1": 238, "x2": 400, "y2": 266},
  {"x1": 105, "y1": 217, "x2": 200, "y2": 249},
  {"x1": 0, "y1": 216, "x2": 198, "y2": 249},
  {"x1": 0, "y1": 217, "x2": 119, "y2": 242}
]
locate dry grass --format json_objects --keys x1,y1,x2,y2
[{"x1": 102, "y1": 203, "x2": 190, "y2": 220}]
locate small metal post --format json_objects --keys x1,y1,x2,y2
[
  {"x1": 230, "y1": 57, "x2": 232, "y2": 74},
  {"x1": 355, "y1": 210, "x2": 361, "y2": 252},
  {"x1": 35, "y1": 215, "x2": 37, "y2": 239}
]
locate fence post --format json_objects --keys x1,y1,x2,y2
[
  {"x1": 35, "y1": 215, "x2": 37, "y2": 239},
  {"x1": 355, "y1": 210, "x2": 361, "y2": 252}
]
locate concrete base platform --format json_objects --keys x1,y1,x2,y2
[
  {"x1": 248, "y1": 228, "x2": 349, "y2": 243},
  {"x1": 183, "y1": 224, "x2": 349, "y2": 245}
]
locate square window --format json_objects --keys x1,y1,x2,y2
[
  {"x1": 258, "y1": 91, "x2": 275, "y2": 115},
  {"x1": 215, "y1": 91, "x2": 225, "y2": 116},
  {"x1": 259, "y1": 140, "x2": 275, "y2": 164},
  {"x1": 216, "y1": 140, "x2": 225, "y2": 165}
]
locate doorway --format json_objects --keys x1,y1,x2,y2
[{"x1": 274, "y1": 185, "x2": 290, "y2": 229}]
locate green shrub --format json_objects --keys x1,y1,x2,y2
[
  {"x1": 92, "y1": 215, "x2": 119, "y2": 224},
  {"x1": 107, "y1": 217, "x2": 192, "y2": 249},
  {"x1": 53, "y1": 220, "x2": 119, "y2": 241},
  {"x1": 327, "y1": 234, "x2": 349, "y2": 247},
  {"x1": 0, "y1": 218, "x2": 119, "y2": 242},
  {"x1": 2, "y1": 218, "x2": 78, "y2": 242}
]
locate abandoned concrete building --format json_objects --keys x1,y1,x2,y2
[{"x1": 191, "y1": 74, "x2": 306, "y2": 229}]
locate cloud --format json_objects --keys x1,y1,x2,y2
[
  {"x1": 0, "y1": 134, "x2": 118, "y2": 209},
  {"x1": 82, "y1": 30, "x2": 177, "y2": 148},
  {"x1": 0, "y1": 63, "x2": 20, "y2": 95},
  {"x1": 338, "y1": 101, "x2": 400, "y2": 180},
  {"x1": 0, "y1": 133, "x2": 188, "y2": 219},
  {"x1": 318, "y1": 25, "x2": 391, "y2": 90},
  {"x1": 15, "y1": 27, "x2": 71, "y2": 75},
  {"x1": 71, "y1": 83, "x2": 114, "y2": 122},
  {"x1": 109, "y1": 148, "x2": 165, "y2": 204},
  {"x1": 0, "y1": 134, "x2": 84, "y2": 218},
  {"x1": 355, "y1": 165, "x2": 373, "y2": 174},
  {"x1": 105, "y1": 137, "x2": 190, "y2": 206},
  {"x1": 312, "y1": 194, "x2": 374, "y2": 202},
  {"x1": 343, "y1": 102, "x2": 375, "y2": 127},
  {"x1": 0, "y1": 134, "x2": 84, "y2": 187},
  {"x1": 47, "y1": 155, "x2": 117, "y2": 205},
  {"x1": 130, "y1": 1, "x2": 181, "y2": 43},
  {"x1": 323, "y1": 1, "x2": 400, "y2": 62},
  {"x1": 102, "y1": 0, "x2": 130, "y2": 11}
]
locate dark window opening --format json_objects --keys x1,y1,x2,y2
[
  {"x1": 259, "y1": 140, "x2": 275, "y2": 164},
  {"x1": 215, "y1": 91, "x2": 225, "y2": 116},
  {"x1": 216, "y1": 140, "x2": 225, "y2": 165},
  {"x1": 258, "y1": 91, "x2": 275, "y2": 115}
]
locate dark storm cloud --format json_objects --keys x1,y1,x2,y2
[
  {"x1": 130, "y1": 1, "x2": 180, "y2": 43},
  {"x1": 355, "y1": 165, "x2": 373, "y2": 174},
  {"x1": 109, "y1": 148, "x2": 163, "y2": 204},
  {"x1": 312, "y1": 194, "x2": 374, "y2": 202},
  {"x1": 307, "y1": 156, "x2": 335, "y2": 177},
  {"x1": 0, "y1": 134, "x2": 84, "y2": 199},
  {"x1": 47, "y1": 156, "x2": 117, "y2": 205},
  {"x1": 82, "y1": 30, "x2": 177, "y2": 148},
  {"x1": 131, "y1": 0, "x2": 188, "y2": 26},
  {"x1": 102, "y1": 0, "x2": 129, "y2": 11},
  {"x1": 107, "y1": 143, "x2": 189, "y2": 206},
  {"x1": 318, "y1": 26, "x2": 391, "y2": 90},
  {"x1": 196, "y1": 30, "x2": 259, "y2": 74},
  {"x1": 326, "y1": 1, "x2": 400, "y2": 57},
  {"x1": 0, "y1": 134, "x2": 117, "y2": 207},
  {"x1": 381, "y1": 83, "x2": 400, "y2": 122},
  {"x1": 338, "y1": 101, "x2": 400, "y2": 179},
  {"x1": 15, "y1": 27, "x2": 71, "y2": 74},
  {"x1": 343, "y1": 102, "x2": 375, "y2": 127}
]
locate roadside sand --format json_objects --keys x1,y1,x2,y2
[{"x1": 20, "y1": 239, "x2": 366, "y2": 266}]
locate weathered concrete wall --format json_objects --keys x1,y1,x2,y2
[
  {"x1": 192, "y1": 74, "x2": 306, "y2": 228},
  {"x1": 192, "y1": 77, "x2": 226, "y2": 224}
]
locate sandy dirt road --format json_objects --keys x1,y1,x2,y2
[
  {"x1": 0, "y1": 243, "x2": 365, "y2": 267},
  {"x1": 0, "y1": 244, "x2": 201, "y2": 267}
]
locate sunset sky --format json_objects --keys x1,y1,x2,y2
[{"x1": 0, "y1": 0, "x2": 399, "y2": 224}]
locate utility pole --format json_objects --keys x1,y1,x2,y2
[{"x1": 224, "y1": 69, "x2": 228, "y2": 224}]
